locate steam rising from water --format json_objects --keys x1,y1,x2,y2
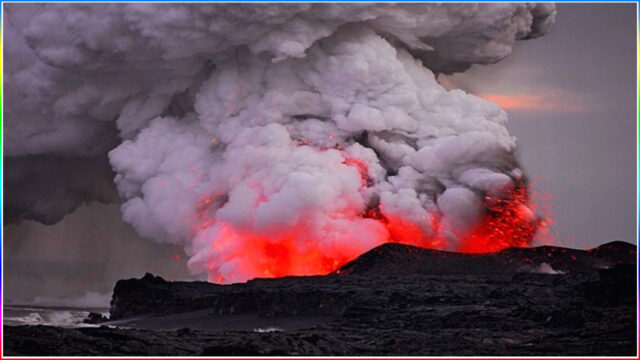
[{"x1": 4, "y1": 4, "x2": 556, "y2": 282}]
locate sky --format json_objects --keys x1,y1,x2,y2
[
  {"x1": 2, "y1": 3, "x2": 637, "y2": 302},
  {"x1": 443, "y1": 3, "x2": 638, "y2": 249}
]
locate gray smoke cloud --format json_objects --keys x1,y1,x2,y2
[
  {"x1": 4, "y1": 155, "x2": 119, "y2": 224},
  {"x1": 4, "y1": 3, "x2": 555, "y2": 282}
]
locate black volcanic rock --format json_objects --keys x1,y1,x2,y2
[
  {"x1": 587, "y1": 241, "x2": 637, "y2": 263},
  {"x1": 4, "y1": 242, "x2": 637, "y2": 356},
  {"x1": 110, "y1": 272, "x2": 220, "y2": 319},
  {"x1": 110, "y1": 273, "x2": 348, "y2": 321},
  {"x1": 583, "y1": 263, "x2": 637, "y2": 306},
  {"x1": 83, "y1": 312, "x2": 108, "y2": 324},
  {"x1": 335, "y1": 241, "x2": 635, "y2": 276}
]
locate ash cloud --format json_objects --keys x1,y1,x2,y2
[{"x1": 3, "y1": 4, "x2": 556, "y2": 282}]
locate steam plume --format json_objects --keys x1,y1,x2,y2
[{"x1": 4, "y1": 4, "x2": 556, "y2": 282}]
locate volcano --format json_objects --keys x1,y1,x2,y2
[{"x1": 4, "y1": 241, "x2": 637, "y2": 356}]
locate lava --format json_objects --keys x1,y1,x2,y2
[
  {"x1": 203, "y1": 222, "x2": 359, "y2": 283},
  {"x1": 457, "y1": 185, "x2": 540, "y2": 253},
  {"x1": 193, "y1": 152, "x2": 553, "y2": 284}
]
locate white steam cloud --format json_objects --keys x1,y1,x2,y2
[{"x1": 4, "y1": 4, "x2": 556, "y2": 282}]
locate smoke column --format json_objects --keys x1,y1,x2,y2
[{"x1": 4, "y1": 4, "x2": 556, "y2": 283}]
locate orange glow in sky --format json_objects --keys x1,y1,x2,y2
[
  {"x1": 479, "y1": 94, "x2": 544, "y2": 110},
  {"x1": 477, "y1": 92, "x2": 585, "y2": 113}
]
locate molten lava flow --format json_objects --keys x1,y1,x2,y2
[
  {"x1": 194, "y1": 152, "x2": 553, "y2": 283},
  {"x1": 204, "y1": 222, "x2": 360, "y2": 283}
]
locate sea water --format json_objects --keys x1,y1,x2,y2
[{"x1": 3, "y1": 305, "x2": 109, "y2": 328}]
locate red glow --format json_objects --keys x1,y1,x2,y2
[
  {"x1": 361, "y1": 204, "x2": 446, "y2": 249},
  {"x1": 343, "y1": 157, "x2": 369, "y2": 186},
  {"x1": 193, "y1": 152, "x2": 553, "y2": 283},
  {"x1": 457, "y1": 186, "x2": 539, "y2": 253},
  {"x1": 206, "y1": 223, "x2": 358, "y2": 283}
]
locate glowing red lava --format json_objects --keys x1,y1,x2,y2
[
  {"x1": 192, "y1": 152, "x2": 553, "y2": 283},
  {"x1": 456, "y1": 186, "x2": 540, "y2": 253},
  {"x1": 205, "y1": 223, "x2": 358, "y2": 283}
]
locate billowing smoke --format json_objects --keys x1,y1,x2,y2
[{"x1": 4, "y1": 3, "x2": 556, "y2": 283}]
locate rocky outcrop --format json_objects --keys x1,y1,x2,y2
[{"x1": 337, "y1": 241, "x2": 635, "y2": 276}]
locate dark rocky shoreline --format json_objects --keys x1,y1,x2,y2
[{"x1": 4, "y1": 242, "x2": 637, "y2": 356}]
